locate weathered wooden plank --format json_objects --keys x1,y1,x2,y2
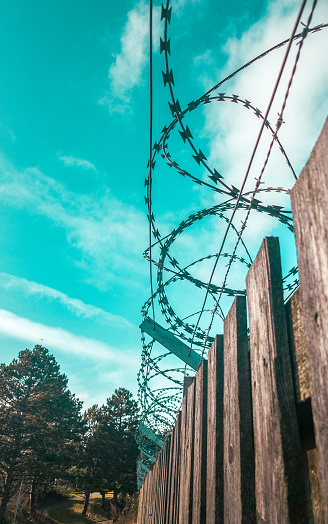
[
  {"x1": 206, "y1": 335, "x2": 224, "y2": 524},
  {"x1": 153, "y1": 452, "x2": 161, "y2": 524},
  {"x1": 223, "y1": 295, "x2": 256, "y2": 523},
  {"x1": 246, "y1": 236, "x2": 307, "y2": 523},
  {"x1": 178, "y1": 394, "x2": 188, "y2": 524},
  {"x1": 192, "y1": 359, "x2": 207, "y2": 524},
  {"x1": 137, "y1": 483, "x2": 144, "y2": 524},
  {"x1": 285, "y1": 289, "x2": 325, "y2": 521},
  {"x1": 285, "y1": 288, "x2": 311, "y2": 405},
  {"x1": 183, "y1": 376, "x2": 194, "y2": 397},
  {"x1": 179, "y1": 380, "x2": 195, "y2": 523},
  {"x1": 140, "y1": 317, "x2": 202, "y2": 370},
  {"x1": 165, "y1": 424, "x2": 176, "y2": 524},
  {"x1": 168, "y1": 412, "x2": 181, "y2": 524},
  {"x1": 290, "y1": 116, "x2": 328, "y2": 519},
  {"x1": 159, "y1": 438, "x2": 171, "y2": 524}
]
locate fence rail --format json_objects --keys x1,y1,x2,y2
[{"x1": 137, "y1": 118, "x2": 328, "y2": 523}]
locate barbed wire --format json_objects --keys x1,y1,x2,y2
[{"x1": 137, "y1": 0, "x2": 325, "y2": 487}]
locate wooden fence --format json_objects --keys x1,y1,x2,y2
[{"x1": 137, "y1": 118, "x2": 328, "y2": 524}]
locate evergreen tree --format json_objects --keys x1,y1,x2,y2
[{"x1": 0, "y1": 345, "x2": 83, "y2": 518}]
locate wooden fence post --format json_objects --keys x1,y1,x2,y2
[
  {"x1": 192, "y1": 359, "x2": 207, "y2": 523},
  {"x1": 246, "y1": 236, "x2": 307, "y2": 523},
  {"x1": 290, "y1": 116, "x2": 328, "y2": 519},
  {"x1": 206, "y1": 335, "x2": 224, "y2": 523},
  {"x1": 168, "y1": 411, "x2": 181, "y2": 523},
  {"x1": 223, "y1": 295, "x2": 256, "y2": 523},
  {"x1": 179, "y1": 380, "x2": 195, "y2": 523},
  {"x1": 137, "y1": 483, "x2": 144, "y2": 524}
]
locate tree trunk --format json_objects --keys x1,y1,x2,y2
[
  {"x1": 100, "y1": 490, "x2": 106, "y2": 509},
  {"x1": 0, "y1": 459, "x2": 16, "y2": 518},
  {"x1": 82, "y1": 490, "x2": 90, "y2": 516},
  {"x1": 30, "y1": 477, "x2": 37, "y2": 518}
]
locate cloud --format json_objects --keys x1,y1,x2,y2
[
  {"x1": 0, "y1": 155, "x2": 148, "y2": 290},
  {"x1": 0, "y1": 309, "x2": 139, "y2": 368},
  {"x1": 102, "y1": 2, "x2": 161, "y2": 112},
  {"x1": 0, "y1": 272, "x2": 133, "y2": 328},
  {"x1": 195, "y1": 0, "x2": 328, "y2": 195},
  {"x1": 58, "y1": 155, "x2": 97, "y2": 172}
]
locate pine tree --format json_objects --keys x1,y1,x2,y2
[{"x1": 0, "y1": 345, "x2": 83, "y2": 518}]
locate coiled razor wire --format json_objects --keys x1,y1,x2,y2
[{"x1": 136, "y1": 0, "x2": 327, "y2": 487}]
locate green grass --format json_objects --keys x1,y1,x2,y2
[{"x1": 47, "y1": 500, "x2": 108, "y2": 524}]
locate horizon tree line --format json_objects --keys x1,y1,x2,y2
[{"x1": 0, "y1": 344, "x2": 139, "y2": 520}]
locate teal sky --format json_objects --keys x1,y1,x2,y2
[{"x1": 0, "y1": 0, "x2": 327, "y2": 408}]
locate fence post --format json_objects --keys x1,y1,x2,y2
[
  {"x1": 192, "y1": 359, "x2": 207, "y2": 523},
  {"x1": 206, "y1": 335, "x2": 224, "y2": 523},
  {"x1": 168, "y1": 411, "x2": 181, "y2": 523},
  {"x1": 179, "y1": 380, "x2": 195, "y2": 523},
  {"x1": 137, "y1": 483, "x2": 144, "y2": 524},
  {"x1": 290, "y1": 116, "x2": 328, "y2": 519},
  {"x1": 223, "y1": 295, "x2": 256, "y2": 522},
  {"x1": 246, "y1": 236, "x2": 307, "y2": 523}
]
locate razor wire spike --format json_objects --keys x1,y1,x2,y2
[
  {"x1": 168, "y1": 99, "x2": 181, "y2": 115},
  {"x1": 217, "y1": 93, "x2": 225, "y2": 101},
  {"x1": 231, "y1": 94, "x2": 239, "y2": 103},
  {"x1": 153, "y1": 142, "x2": 161, "y2": 152},
  {"x1": 161, "y1": 5, "x2": 172, "y2": 24},
  {"x1": 160, "y1": 37, "x2": 171, "y2": 54},
  {"x1": 209, "y1": 169, "x2": 223, "y2": 184},
  {"x1": 147, "y1": 159, "x2": 156, "y2": 169},
  {"x1": 162, "y1": 69, "x2": 175, "y2": 86},
  {"x1": 179, "y1": 125, "x2": 193, "y2": 142},
  {"x1": 243, "y1": 99, "x2": 251, "y2": 108},
  {"x1": 192, "y1": 148, "x2": 207, "y2": 165}
]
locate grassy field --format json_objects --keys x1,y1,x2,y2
[{"x1": 2, "y1": 491, "x2": 137, "y2": 524}]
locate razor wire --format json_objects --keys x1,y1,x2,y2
[{"x1": 136, "y1": 0, "x2": 327, "y2": 487}]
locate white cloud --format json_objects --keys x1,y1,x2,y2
[
  {"x1": 201, "y1": 0, "x2": 328, "y2": 192},
  {"x1": 0, "y1": 272, "x2": 133, "y2": 328},
  {"x1": 0, "y1": 155, "x2": 148, "y2": 290},
  {"x1": 0, "y1": 309, "x2": 139, "y2": 367},
  {"x1": 103, "y1": 2, "x2": 161, "y2": 112},
  {"x1": 58, "y1": 155, "x2": 97, "y2": 172}
]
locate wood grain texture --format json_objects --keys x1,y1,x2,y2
[
  {"x1": 246, "y1": 236, "x2": 307, "y2": 523},
  {"x1": 223, "y1": 295, "x2": 256, "y2": 523},
  {"x1": 285, "y1": 288, "x2": 311, "y2": 404},
  {"x1": 192, "y1": 360, "x2": 207, "y2": 524},
  {"x1": 290, "y1": 116, "x2": 328, "y2": 519},
  {"x1": 137, "y1": 483, "x2": 144, "y2": 524},
  {"x1": 206, "y1": 335, "x2": 224, "y2": 524},
  {"x1": 166, "y1": 426, "x2": 175, "y2": 523},
  {"x1": 159, "y1": 438, "x2": 170, "y2": 524},
  {"x1": 168, "y1": 412, "x2": 181, "y2": 524},
  {"x1": 179, "y1": 380, "x2": 195, "y2": 523}
]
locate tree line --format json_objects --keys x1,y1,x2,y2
[{"x1": 0, "y1": 345, "x2": 139, "y2": 520}]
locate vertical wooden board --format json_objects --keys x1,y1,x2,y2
[
  {"x1": 290, "y1": 116, "x2": 328, "y2": 518},
  {"x1": 223, "y1": 295, "x2": 256, "y2": 523},
  {"x1": 166, "y1": 425, "x2": 176, "y2": 523},
  {"x1": 206, "y1": 335, "x2": 224, "y2": 524},
  {"x1": 144, "y1": 470, "x2": 150, "y2": 524},
  {"x1": 168, "y1": 412, "x2": 181, "y2": 524},
  {"x1": 180, "y1": 380, "x2": 195, "y2": 524},
  {"x1": 160, "y1": 439, "x2": 171, "y2": 524},
  {"x1": 285, "y1": 288, "x2": 311, "y2": 404},
  {"x1": 246, "y1": 236, "x2": 307, "y2": 523},
  {"x1": 153, "y1": 453, "x2": 161, "y2": 524},
  {"x1": 192, "y1": 360, "x2": 207, "y2": 524},
  {"x1": 178, "y1": 394, "x2": 188, "y2": 524},
  {"x1": 137, "y1": 483, "x2": 144, "y2": 524}
]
